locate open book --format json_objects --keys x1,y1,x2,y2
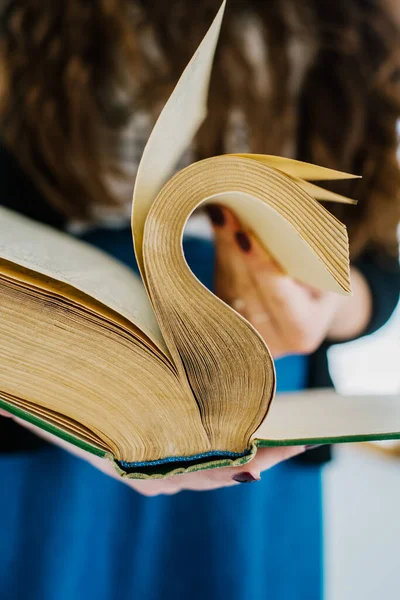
[{"x1": 1, "y1": 2, "x2": 399, "y2": 479}]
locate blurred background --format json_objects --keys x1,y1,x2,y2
[
  {"x1": 188, "y1": 212, "x2": 400, "y2": 600},
  {"x1": 325, "y1": 300, "x2": 400, "y2": 600}
]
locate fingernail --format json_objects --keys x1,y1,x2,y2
[
  {"x1": 305, "y1": 445, "x2": 324, "y2": 451},
  {"x1": 235, "y1": 231, "x2": 251, "y2": 252},
  {"x1": 205, "y1": 205, "x2": 225, "y2": 227},
  {"x1": 232, "y1": 472, "x2": 259, "y2": 484}
]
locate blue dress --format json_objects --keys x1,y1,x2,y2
[{"x1": 0, "y1": 229, "x2": 322, "y2": 600}]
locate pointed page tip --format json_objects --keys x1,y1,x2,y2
[
  {"x1": 291, "y1": 180, "x2": 359, "y2": 205},
  {"x1": 232, "y1": 154, "x2": 360, "y2": 182},
  {"x1": 132, "y1": 1, "x2": 227, "y2": 272}
]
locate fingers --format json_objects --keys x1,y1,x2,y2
[
  {"x1": 168, "y1": 445, "x2": 306, "y2": 492},
  {"x1": 247, "y1": 445, "x2": 305, "y2": 472},
  {"x1": 206, "y1": 204, "x2": 249, "y2": 301},
  {"x1": 236, "y1": 227, "x2": 282, "y2": 275},
  {"x1": 11, "y1": 415, "x2": 304, "y2": 495},
  {"x1": 206, "y1": 205, "x2": 291, "y2": 355},
  {"x1": 237, "y1": 230, "x2": 339, "y2": 355},
  {"x1": 209, "y1": 445, "x2": 305, "y2": 484},
  {"x1": 120, "y1": 445, "x2": 306, "y2": 496},
  {"x1": 206, "y1": 205, "x2": 271, "y2": 327},
  {"x1": 205, "y1": 204, "x2": 340, "y2": 356}
]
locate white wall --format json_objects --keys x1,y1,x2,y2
[
  {"x1": 324, "y1": 306, "x2": 400, "y2": 600},
  {"x1": 324, "y1": 446, "x2": 400, "y2": 600}
]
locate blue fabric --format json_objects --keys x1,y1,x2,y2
[{"x1": 0, "y1": 230, "x2": 322, "y2": 600}]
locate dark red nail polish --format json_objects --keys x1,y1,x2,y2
[
  {"x1": 232, "y1": 472, "x2": 258, "y2": 484},
  {"x1": 205, "y1": 205, "x2": 225, "y2": 227},
  {"x1": 235, "y1": 231, "x2": 251, "y2": 252}
]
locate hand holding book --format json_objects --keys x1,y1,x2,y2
[
  {"x1": 0, "y1": 409, "x2": 305, "y2": 492},
  {"x1": 1, "y1": 1, "x2": 399, "y2": 483},
  {"x1": 209, "y1": 205, "x2": 372, "y2": 358}
]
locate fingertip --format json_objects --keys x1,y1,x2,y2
[
  {"x1": 211, "y1": 204, "x2": 241, "y2": 226},
  {"x1": 235, "y1": 231, "x2": 252, "y2": 253},
  {"x1": 222, "y1": 206, "x2": 241, "y2": 229},
  {"x1": 205, "y1": 204, "x2": 226, "y2": 227},
  {"x1": 232, "y1": 471, "x2": 261, "y2": 484}
]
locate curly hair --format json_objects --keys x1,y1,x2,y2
[{"x1": 1, "y1": 0, "x2": 399, "y2": 257}]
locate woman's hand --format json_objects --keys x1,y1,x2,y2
[
  {"x1": 0, "y1": 411, "x2": 304, "y2": 496},
  {"x1": 206, "y1": 205, "x2": 372, "y2": 357}
]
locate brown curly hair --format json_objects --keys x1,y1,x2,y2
[{"x1": 0, "y1": 0, "x2": 399, "y2": 257}]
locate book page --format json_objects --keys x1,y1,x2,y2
[
  {"x1": 252, "y1": 390, "x2": 400, "y2": 443},
  {"x1": 234, "y1": 154, "x2": 360, "y2": 181},
  {"x1": 233, "y1": 154, "x2": 358, "y2": 205},
  {"x1": 132, "y1": 1, "x2": 226, "y2": 271},
  {"x1": 0, "y1": 207, "x2": 165, "y2": 349}
]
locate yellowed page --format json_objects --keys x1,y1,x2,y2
[
  {"x1": 294, "y1": 180, "x2": 357, "y2": 205},
  {"x1": 132, "y1": 1, "x2": 226, "y2": 271},
  {"x1": 0, "y1": 207, "x2": 165, "y2": 349},
  {"x1": 234, "y1": 154, "x2": 360, "y2": 181},
  {"x1": 234, "y1": 154, "x2": 359, "y2": 205}
]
